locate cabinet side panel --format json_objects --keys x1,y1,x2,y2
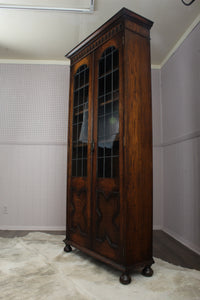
[{"x1": 123, "y1": 29, "x2": 153, "y2": 265}]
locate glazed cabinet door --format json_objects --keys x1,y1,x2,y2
[
  {"x1": 92, "y1": 36, "x2": 124, "y2": 261},
  {"x1": 67, "y1": 55, "x2": 93, "y2": 249}
]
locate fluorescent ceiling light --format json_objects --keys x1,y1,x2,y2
[{"x1": 0, "y1": 0, "x2": 94, "y2": 12}]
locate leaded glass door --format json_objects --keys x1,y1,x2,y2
[
  {"x1": 92, "y1": 37, "x2": 123, "y2": 260},
  {"x1": 67, "y1": 55, "x2": 93, "y2": 248}
]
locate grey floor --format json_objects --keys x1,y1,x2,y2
[{"x1": 0, "y1": 230, "x2": 199, "y2": 271}]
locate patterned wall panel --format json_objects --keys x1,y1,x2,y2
[{"x1": 0, "y1": 64, "x2": 69, "y2": 144}]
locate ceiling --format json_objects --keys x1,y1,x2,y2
[{"x1": 0, "y1": 0, "x2": 199, "y2": 66}]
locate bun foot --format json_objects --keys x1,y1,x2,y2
[
  {"x1": 142, "y1": 266, "x2": 153, "y2": 277},
  {"x1": 120, "y1": 272, "x2": 131, "y2": 285},
  {"x1": 64, "y1": 244, "x2": 72, "y2": 252}
]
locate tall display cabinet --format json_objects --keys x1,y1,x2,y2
[{"x1": 64, "y1": 7, "x2": 154, "y2": 284}]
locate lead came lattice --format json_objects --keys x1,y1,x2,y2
[
  {"x1": 97, "y1": 47, "x2": 119, "y2": 178},
  {"x1": 72, "y1": 64, "x2": 89, "y2": 177}
]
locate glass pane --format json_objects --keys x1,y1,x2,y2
[
  {"x1": 80, "y1": 71, "x2": 84, "y2": 87},
  {"x1": 112, "y1": 156, "x2": 119, "y2": 178},
  {"x1": 113, "y1": 70, "x2": 119, "y2": 91},
  {"x1": 84, "y1": 86, "x2": 88, "y2": 103},
  {"x1": 98, "y1": 143, "x2": 104, "y2": 157},
  {"x1": 113, "y1": 140, "x2": 119, "y2": 156},
  {"x1": 106, "y1": 54, "x2": 112, "y2": 73},
  {"x1": 113, "y1": 50, "x2": 119, "y2": 69},
  {"x1": 99, "y1": 78, "x2": 104, "y2": 97},
  {"x1": 105, "y1": 146, "x2": 111, "y2": 157},
  {"x1": 73, "y1": 125, "x2": 78, "y2": 141},
  {"x1": 74, "y1": 74, "x2": 79, "y2": 90},
  {"x1": 105, "y1": 101, "x2": 112, "y2": 115},
  {"x1": 72, "y1": 143, "x2": 77, "y2": 159},
  {"x1": 74, "y1": 91, "x2": 79, "y2": 107},
  {"x1": 72, "y1": 160, "x2": 77, "y2": 176},
  {"x1": 98, "y1": 116, "x2": 106, "y2": 139},
  {"x1": 113, "y1": 100, "x2": 119, "y2": 113},
  {"x1": 98, "y1": 158, "x2": 104, "y2": 177},
  {"x1": 72, "y1": 64, "x2": 89, "y2": 177},
  {"x1": 77, "y1": 159, "x2": 82, "y2": 177},
  {"x1": 82, "y1": 159, "x2": 87, "y2": 177},
  {"x1": 82, "y1": 144, "x2": 87, "y2": 158},
  {"x1": 105, "y1": 157, "x2": 111, "y2": 178},
  {"x1": 79, "y1": 88, "x2": 83, "y2": 105},
  {"x1": 98, "y1": 103, "x2": 104, "y2": 116},
  {"x1": 73, "y1": 106, "x2": 78, "y2": 124},
  {"x1": 85, "y1": 69, "x2": 89, "y2": 83},
  {"x1": 97, "y1": 47, "x2": 119, "y2": 178},
  {"x1": 105, "y1": 74, "x2": 111, "y2": 93},
  {"x1": 99, "y1": 59, "x2": 104, "y2": 77},
  {"x1": 77, "y1": 143, "x2": 82, "y2": 158}
]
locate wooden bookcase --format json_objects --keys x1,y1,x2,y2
[{"x1": 64, "y1": 7, "x2": 154, "y2": 284}]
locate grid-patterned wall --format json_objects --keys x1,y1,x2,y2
[
  {"x1": 0, "y1": 63, "x2": 69, "y2": 229},
  {"x1": 0, "y1": 64, "x2": 68, "y2": 144}
]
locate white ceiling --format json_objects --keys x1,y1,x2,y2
[{"x1": 0, "y1": 0, "x2": 199, "y2": 66}]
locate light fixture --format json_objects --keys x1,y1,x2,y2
[
  {"x1": 181, "y1": 0, "x2": 196, "y2": 6},
  {"x1": 0, "y1": 0, "x2": 94, "y2": 12}
]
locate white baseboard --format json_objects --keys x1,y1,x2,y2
[
  {"x1": 1, "y1": 225, "x2": 162, "y2": 231},
  {"x1": 163, "y1": 226, "x2": 200, "y2": 256},
  {"x1": 0, "y1": 225, "x2": 65, "y2": 231},
  {"x1": 153, "y1": 225, "x2": 163, "y2": 230},
  {"x1": 1, "y1": 225, "x2": 199, "y2": 256}
]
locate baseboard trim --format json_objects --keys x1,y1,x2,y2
[
  {"x1": 154, "y1": 130, "x2": 200, "y2": 148},
  {"x1": 1, "y1": 225, "x2": 162, "y2": 231},
  {"x1": 0, "y1": 226, "x2": 66, "y2": 231},
  {"x1": 153, "y1": 225, "x2": 163, "y2": 230},
  {"x1": 163, "y1": 227, "x2": 200, "y2": 256}
]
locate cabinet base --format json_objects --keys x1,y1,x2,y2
[
  {"x1": 120, "y1": 272, "x2": 131, "y2": 284},
  {"x1": 64, "y1": 244, "x2": 72, "y2": 253},
  {"x1": 141, "y1": 265, "x2": 154, "y2": 277},
  {"x1": 64, "y1": 239, "x2": 154, "y2": 284}
]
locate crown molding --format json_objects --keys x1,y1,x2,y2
[
  {"x1": 161, "y1": 13, "x2": 200, "y2": 68},
  {"x1": 151, "y1": 64, "x2": 161, "y2": 70}
]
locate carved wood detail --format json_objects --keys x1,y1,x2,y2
[
  {"x1": 95, "y1": 190, "x2": 120, "y2": 249},
  {"x1": 70, "y1": 23, "x2": 123, "y2": 65},
  {"x1": 70, "y1": 187, "x2": 88, "y2": 237}
]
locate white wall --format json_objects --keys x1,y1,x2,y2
[
  {"x1": 161, "y1": 22, "x2": 200, "y2": 254},
  {"x1": 152, "y1": 69, "x2": 163, "y2": 229},
  {"x1": 0, "y1": 64, "x2": 69, "y2": 230}
]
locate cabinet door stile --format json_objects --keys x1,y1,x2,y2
[
  {"x1": 67, "y1": 54, "x2": 93, "y2": 249},
  {"x1": 92, "y1": 35, "x2": 124, "y2": 261}
]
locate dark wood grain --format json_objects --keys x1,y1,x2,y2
[
  {"x1": 65, "y1": 7, "x2": 154, "y2": 284},
  {"x1": 123, "y1": 27, "x2": 153, "y2": 266}
]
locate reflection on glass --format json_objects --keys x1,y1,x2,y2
[
  {"x1": 97, "y1": 47, "x2": 119, "y2": 178},
  {"x1": 72, "y1": 64, "x2": 89, "y2": 177}
]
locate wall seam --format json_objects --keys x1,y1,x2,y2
[{"x1": 154, "y1": 130, "x2": 200, "y2": 147}]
